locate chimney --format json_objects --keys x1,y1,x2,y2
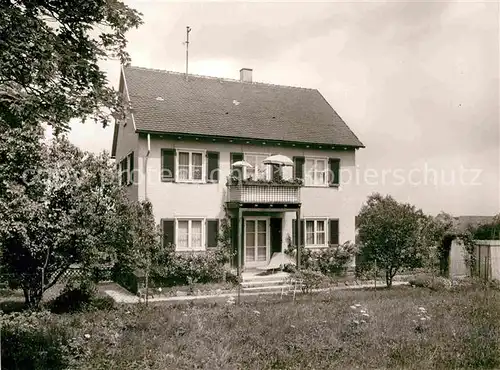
[{"x1": 240, "y1": 68, "x2": 253, "y2": 83}]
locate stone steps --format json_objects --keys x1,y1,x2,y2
[{"x1": 241, "y1": 271, "x2": 301, "y2": 293}]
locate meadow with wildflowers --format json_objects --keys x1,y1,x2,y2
[{"x1": 3, "y1": 284, "x2": 500, "y2": 369}]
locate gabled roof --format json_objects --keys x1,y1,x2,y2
[{"x1": 114, "y1": 65, "x2": 364, "y2": 154}]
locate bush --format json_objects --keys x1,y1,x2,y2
[
  {"x1": 291, "y1": 269, "x2": 330, "y2": 293},
  {"x1": 49, "y1": 280, "x2": 114, "y2": 313},
  {"x1": 314, "y1": 242, "x2": 357, "y2": 276},
  {"x1": 285, "y1": 242, "x2": 356, "y2": 277},
  {"x1": 151, "y1": 246, "x2": 229, "y2": 287},
  {"x1": 1, "y1": 311, "x2": 84, "y2": 370},
  {"x1": 49, "y1": 280, "x2": 96, "y2": 313},
  {"x1": 408, "y1": 274, "x2": 452, "y2": 291},
  {"x1": 224, "y1": 269, "x2": 241, "y2": 285},
  {"x1": 113, "y1": 268, "x2": 145, "y2": 294},
  {"x1": 91, "y1": 295, "x2": 116, "y2": 311}
]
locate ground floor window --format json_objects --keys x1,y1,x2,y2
[
  {"x1": 176, "y1": 218, "x2": 204, "y2": 251},
  {"x1": 305, "y1": 219, "x2": 327, "y2": 247}
]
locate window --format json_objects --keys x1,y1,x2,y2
[
  {"x1": 118, "y1": 152, "x2": 134, "y2": 186},
  {"x1": 244, "y1": 153, "x2": 270, "y2": 180},
  {"x1": 176, "y1": 150, "x2": 205, "y2": 182},
  {"x1": 305, "y1": 158, "x2": 327, "y2": 186},
  {"x1": 119, "y1": 157, "x2": 128, "y2": 186},
  {"x1": 305, "y1": 219, "x2": 327, "y2": 247},
  {"x1": 127, "y1": 152, "x2": 134, "y2": 185},
  {"x1": 176, "y1": 219, "x2": 204, "y2": 251}
]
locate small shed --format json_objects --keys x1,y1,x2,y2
[{"x1": 449, "y1": 239, "x2": 500, "y2": 280}]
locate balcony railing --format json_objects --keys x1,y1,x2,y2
[{"x1": 226, "y1": 177, "x2": 302, "y2": 204}]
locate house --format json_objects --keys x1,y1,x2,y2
[{"x1": 111, "y1": 65, "x2": 364, "y2": 271}]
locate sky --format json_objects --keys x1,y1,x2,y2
[{"x1": 66, "y1": 0, "x2": 499, "y2": 217}]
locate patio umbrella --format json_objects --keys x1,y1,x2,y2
[
  {"x1": 262, "y1": 154, "x2": 294, "y2": 167},
  {"x1": 231, "y1": 160, "x2": 253, "y2": 168}
]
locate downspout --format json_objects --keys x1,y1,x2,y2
[{"x1": 144, "y1": 133, "x2": 151, "y2": 200}]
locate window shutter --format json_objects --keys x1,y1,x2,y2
[
  {"x1": 293, "y1": 156, "x2": 305, "y2": 179},
  {"x1": 300, "y1": 220, "x2": 305, "y2": 247},
  {"x1": 293, "y1": 219, "x2": 305, "y2": 246},
  {"x1": 329, "y1": 158, "x2": 340, "y2": 186},
  {"x1": 121, "y1": 158, "x2": 128, "y2": 186},
  {"x1": 128, "y1": 152, "x2": 134, "y2": 184},
  {"x1": 230, "y1": 152, "x2": 244, "y2": 179},
  {"x1": 207, "y1": 152, "x2": 220, "y2": 183},
  {"x1": 207, "y1": 219, "x2": 219, "y2": 248},
  {"x1": 329, "y1": 219, "x2": 339, "y2": 245},
  {"x1": 231, "y1": 217, "x2": 239, "y2": 267},
  {"x1": 161, "y1": 149, "x2": 175, "y2": 182},
  {"x1": 162, "y1": 219, "x2": 175, "y2": 247}
]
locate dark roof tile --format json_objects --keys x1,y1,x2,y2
[{"x1": 122, "y1": 66, "x2": 364, "y2": 147}]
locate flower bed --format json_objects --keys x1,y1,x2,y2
[{"x1": 226, "y1": 176, "x2": 303, "y2": 187}]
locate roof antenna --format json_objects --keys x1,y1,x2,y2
[{"x1": 184, "y1": 26, "x2": 191, "y2": 81}]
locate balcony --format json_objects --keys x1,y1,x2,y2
[{"x1": 226, "y1": 177, "x2": 302, "y2": 206}]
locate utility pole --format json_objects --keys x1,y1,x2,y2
[{"x1": 185, "y1": 26, "x2": 191, "y2": 81}]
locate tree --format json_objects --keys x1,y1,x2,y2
[
  {"x1": 433, "y1": 212, "x2": 457, "y2": 277},
  {"x1": 0, "y1": 0, "x2": 145, "y2": 307},
  {"x1": 127, "y1": 200, "x2": 162, "y2": 304},
  {"x1": 470, "y1": 216, "x2": 500, "y2": 240},
  {"x1": 0, "y1": 135, "x2": 131, "y2": 307},
  {"x1": 357, "y1": 193, "x2": 439, "y2": 287},
  {"x1": 1, "y1": 0, "x2": 142, "y2": 131}
]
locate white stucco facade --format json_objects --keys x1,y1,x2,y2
[{"x1": 115, "y1": 133, "x2": 360, "y2": 253}]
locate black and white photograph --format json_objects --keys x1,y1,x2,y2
[{"x1": 0, "y1": 0, "x2": 499, "y2": 369}]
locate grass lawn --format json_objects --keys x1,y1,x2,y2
[{"x1": 49, "y1": 285, "x2": 500, "y2": 369}]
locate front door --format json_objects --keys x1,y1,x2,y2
[
  {"x1": 244, "y1": 218, "x2": 269, "y2": 268},
  {"x1": 270, "y1": 217, "x2": 283, "y2": 256}
]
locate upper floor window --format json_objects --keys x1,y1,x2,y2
[
  {"x1": 304, "y1": 158, "x2": 327, "y2": 186},
  {"x1": 244, "y1": 153, "x2": 270, "y2": 180},
  {"x1": 176, "y1": 150, "x2": 205, "y2": 182},
  {"x1": 118, "y1": 151, "x2": 134, "y2": 186},
  {"x1": 162, "y1": 149, "x2": 219, "y2": 183}
]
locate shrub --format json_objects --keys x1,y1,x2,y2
[
  {"x1": 284, "y1": 243, "x2": 313, "y2": 270},
  {"x1": 314, "y1": 242, "x2": 357, "y2": 276},
  {"x1": 224, "y1": 269, "x2": 241, "y2": 285},
  {"x1": 49, "y1": 280, "x2": 114, "y2": 313},
  {"x1": 285, "y1": 242, "x2": 356, "y2": 277},
  {"x1": 1, "y1": 311, "x2": 85, "y2": 370},
  {"x1": 49, "y1": 280, "x2": 96, "y2": 313},
  {"x1": 291, "y1": 269, "x2": 330, "y2": 293},
  {"x1": 112, "y1": 268, "x2": 144, "y2": 294},
  {"x1": 151, "y1": 246, "x2": 229, "y2": 287},
  {"x1": 91, "y1": 295, "x2": 116, "y2": 311},
  {"x1": 408, "y1": 274, "x2": 452, "y2": 291}
]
